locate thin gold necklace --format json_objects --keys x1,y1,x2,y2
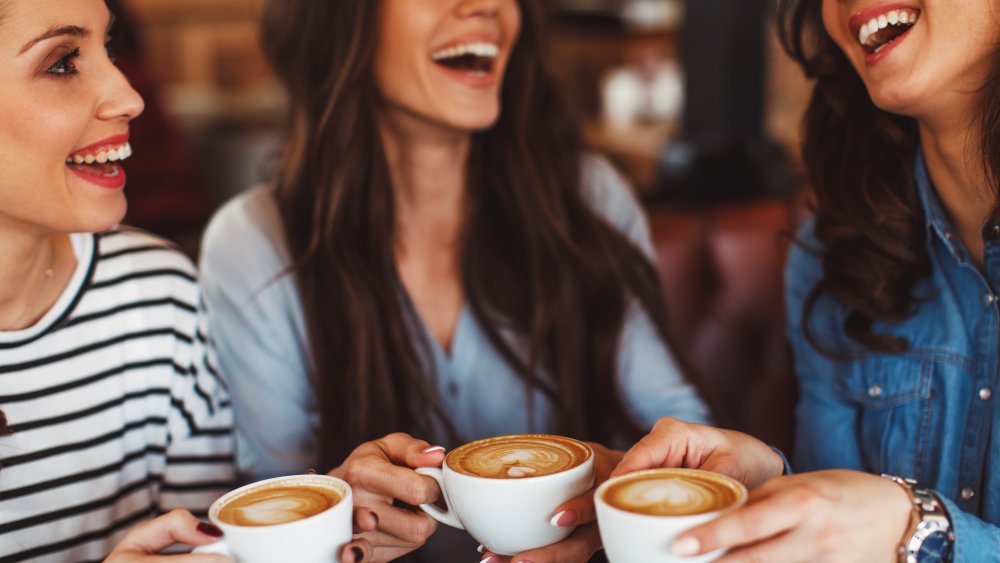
[{"x1": 3, "y1": 256, "x2": 56, "y2": 332}]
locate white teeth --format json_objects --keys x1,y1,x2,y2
[
  {"x1": 66, "y1": 142, "x2": 133, "y2": 165},
  {"x1": 430, "y1": 42, "x2": 499, "y2": 61},
  {"x1": 857, "y1": 9, "x2": 919, "y2": 47}
]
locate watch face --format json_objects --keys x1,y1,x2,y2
[{"x1": 916, "y1": 532, "x2": 952, "y2": 562}]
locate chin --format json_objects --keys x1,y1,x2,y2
[
  {"x1": 78, "y1": 199, "x2": 128, "y2": 234},
  {"x1": 864, "y1": 82, "x2": 919, "y2": 117}
]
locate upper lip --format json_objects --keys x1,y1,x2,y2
[
  {"x1": 71, "y1": 133, "x2": 130, "y2": 155},
  {"x1": 848, "y1": 3, "x2": 920, "y2": 38}
]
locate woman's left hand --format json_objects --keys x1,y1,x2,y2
[
  {"x1": 104, "y1": 509, "x2": 231, "y2": 562},
  {"x1": 671, "y1": 469, "x2": 913, "y2": 563},
  {"x1": 479, "y1": 443, "x2": 623, "y2": 563}
]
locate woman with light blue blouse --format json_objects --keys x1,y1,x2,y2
[{"x1": 200, "y1": 0, "x2": 709, "y2": 562}]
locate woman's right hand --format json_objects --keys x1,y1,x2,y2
[
  {"x1": 329, "y1": 432, "x2": 447, "y2": 562},
  {"x1": 613, "y1": 417, "x2": 785, "y2": 488}
]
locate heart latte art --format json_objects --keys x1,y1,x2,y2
[
  {"x1": 602, "y1": 469, "x2": 743, "y2": 516},
  {"x1": 447, "y1": 434, "x2": 591, "y2": 479},
  {"x1": 217, "y1": 484, "x2": 342, "y2": 527}
]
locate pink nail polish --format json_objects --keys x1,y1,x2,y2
[
  {"x1": 422, "y1": 446, "x2": 446, "y2": 454},
  {"x1": 549, "y1": 509, "x2": 578, "y2": 527}
]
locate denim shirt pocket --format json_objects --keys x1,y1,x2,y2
[{"x1": 835, "y1": 356, "x2": 934, "y2": 481}]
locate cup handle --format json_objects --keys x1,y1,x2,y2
[
  {"x1": 192, "y1": 539, "x2": 232, "y2": 556},
  {"x1": 414, "y1": 467, "x2": 464, "y2": 530}
]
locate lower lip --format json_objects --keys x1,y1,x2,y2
[
  {"x1": 67, "y1": 163, "x2": 127, "y2": 189},
  {"x1": 865, "y1": 25, "x2": 915, "y2": 66},
  {"x1": 432, "y1": 61, "x2": 498, "y2": 89}
]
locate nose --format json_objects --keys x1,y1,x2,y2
[{"x1": 95, "y1": 61, "x2": 145, "y2": 123}]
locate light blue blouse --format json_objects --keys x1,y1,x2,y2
[{"x1": 200, "y1": 156, "x2": 710, "y2": 481}]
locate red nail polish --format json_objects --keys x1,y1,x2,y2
[
  {"x1": 352, "y1": 546, "x2": 364, "y2": 562},
  {"x1": 197, "y1": 522, "x2": 224, "y2": 537}
]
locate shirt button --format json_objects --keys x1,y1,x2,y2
[
  {"x1": 986, "y1": 294, "x2": 998, "y2": 306},
  {"x1": 980, "y1": 387, "x2": 993, "y2": 401},
  {"x1": 868, "y1": 384, "x2": 883, "y2": 398},
  {"x1": 944, "y1": 231, "x2": 955, "y2": 240},
  {"x1": 961, "y1": 487, "x2": 975, "y2": 500}
]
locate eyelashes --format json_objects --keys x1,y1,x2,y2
[
  {"x1": 45, "y1": 37, "x2": 119, "y2": 79},
  {"x1": 47, "y1": 47, "x2": 81, "y2": 77}
]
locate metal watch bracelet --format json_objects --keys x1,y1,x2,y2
[{"x1": 882, "y1": 475, "x2": 954, "y2": 563}]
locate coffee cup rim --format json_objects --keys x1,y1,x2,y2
[
  {"x1": 443, "y1": 434, "x2": 594, "y2": 482},
  {"x1": 209, "y1": 474, "x2": 352, "y2": 531},
  {"x1": 595, "y1": 468, "x2": 748, "y2": 519}
]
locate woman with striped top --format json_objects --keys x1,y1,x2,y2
[{"x1": 0, "y1": 0, "x2": 239, "y2": 560}]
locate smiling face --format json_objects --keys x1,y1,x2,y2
[
  {"x1": 822, "y1": 1, "x2": 1000, "y2": 123},
  {"x1": 0, "y1": 0, "x2": 144, "y2": 238},
  {"x1": 374, "y1": 0, "x2": 521, "y2": 136}
]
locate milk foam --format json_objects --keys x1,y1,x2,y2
[
  {"x1": 448, "y1": 435, "x2": 590, "y2": 479},
  {"x1": 605, "y1": 474, "x2": 739, "y2": 516},
  {"x1": 217, "y1": 485, "x2": 339, "y2": 527}
]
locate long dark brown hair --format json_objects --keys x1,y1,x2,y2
[
  {"x1": 260, "y1": 0, "x2": 695, "y2": 468},
  {"x1": 778, "y1": 0, "x2": 1000, "y2": 354}
]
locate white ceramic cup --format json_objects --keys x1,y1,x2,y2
[
  {"x1": 596, "y1": 468, "x2": 747, "y2": 563},
  {"x1": 192, "y1": 474, "x2": 352, "y2": 563},
  {"x1": 415, "y1": 437, "x2": 595, "y2": 556}
]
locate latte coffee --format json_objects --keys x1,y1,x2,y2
[
  {"x1": 447, "y1": 434, "x2": 592, "y2": 479},
  {"x1": 601, "y1": 468, "x2": 743, "y2": 516},
  {"x1": 217, "y1": 484, "x2": 343, "y2": 527}
]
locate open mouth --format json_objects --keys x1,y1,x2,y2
[
  {"x1": 430, "y1": 42, "x2": 499, "y2": 74},
  {"x1": 65, "y1": 141, "x2": 132, "y2": 180},
  {"x1": 856, "y1": 8, "x2": 920, "y2": 55}
]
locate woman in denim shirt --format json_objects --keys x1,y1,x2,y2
[{"x1": 596, "y1": 0, "x2": 1000, "y2": 561}]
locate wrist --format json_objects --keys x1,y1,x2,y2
[{"x1": 881, "y1": 475, "x2": 954, "y2": 563}]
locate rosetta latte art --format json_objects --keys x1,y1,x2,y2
[
  {"x1": 603, "y1": 474, "x2": 740, "y2": 516},
  {"x1": 448, "y1": 435, "x2": 590, "y2": 479},
  {"x1": 217, "y1": 485, "x2": 341, "y2": 527}
]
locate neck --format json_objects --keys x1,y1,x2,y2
[
  {"x1": 0, "y1": 227, "x2": 67, "y2": 331},
  {"x1": 379, "y1": 113, "x2": 471, "y2": 247},
  {"x1": 919, "y1": 119, "x2": 993, "y2": 264}
]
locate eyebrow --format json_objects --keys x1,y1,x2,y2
[{"x1": 19, "y1": 25, "x2": 90, "y2": 55}]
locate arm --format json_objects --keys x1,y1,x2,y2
[{"x1": 199, "y1": 193, "x2": 319, "y2": 480}]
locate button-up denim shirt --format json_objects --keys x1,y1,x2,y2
[{"x1": 786, "y1": 151, "x2": 1000, "y2": 561}]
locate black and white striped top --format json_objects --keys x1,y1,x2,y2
[{"x1": 0, "y1": 230, "x2": 236, "y2": 562}]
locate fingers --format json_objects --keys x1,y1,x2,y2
[
  {"x1": 549, "y1": 495, "x2": 593, "y2": 528},
  {"x1": 612, "y1": 417, "x2": 695, "y2": 477},
  {"x1": 109, "y1": 510, "x2": 225, "y2": 555},
  {"x1": 369, "y1": 504, "x2": 438, "y2": 545},
  {"x1": 345, "y1": 457, "x2": 441, "y2": 506},
  {"x1": 713, "y1": 530, "x2": 806, "y2": 563},
  {"x1": 671, "y1": 487, "x2": 806, "y2": 557},
  {"x1": 340, "y1": 537, "x2": 375, "y2": 563},
  {"x1": 483, "y1": 523, "x2": 602, "y2": 563},
  {"x1": 372, "y1": 432, "x2": 446, "y2": 469},
  {"x1": 353, "y1": 506, "x2": 379, "y2": 534}
]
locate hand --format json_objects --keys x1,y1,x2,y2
[
  {"x1": 104, "y1": 509, "x2": 231, "y2": 562},
  {"x1": 479, "y1": 443, "x2": 623, "y2": 563},
  {"x1": 613, "y1": 417, "x2": 784, "y2": 489},
  {"x1": 671, "y1": 469, "x2": 913, "y2": 563},
  {"x1": 329, "y1": 433, "x2": 446, "y2": 562}
]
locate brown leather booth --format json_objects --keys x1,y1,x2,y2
[{"x1": 647, "y1": 198, "x2": 800, "y2": 453}]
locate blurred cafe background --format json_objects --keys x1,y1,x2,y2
[{"x1": 116, "y1": 0, "x2": 812, "y2": 454}]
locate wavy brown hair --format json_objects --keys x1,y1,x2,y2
[
  {"x1": 260, "y1": 0, "x2": 698, "y2": 468},
  {"x1": 777, "y1": 0, "x2": 1000, "y2": 354}
]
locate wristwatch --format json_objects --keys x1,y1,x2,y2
[{"x1": 882, "y1": 475, "x2": 955, "y2": 563}]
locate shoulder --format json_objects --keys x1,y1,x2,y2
[
  {"x1": 90, "y1": 228, "x2": 199, "y2": 303},
  {"x1": 200, "y1": 187, "x2": 291, "y2": 302},
  {"x1": 579, "y1": 153, "x2": 643, "y2": 230}
]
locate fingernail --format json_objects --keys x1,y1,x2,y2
[
  {"x1": 480, "y1": 555, "x2": 495, "y2": 563},
  {"x1": 549, "y1": 509, "x2": 577, "y2": 527},
  {"x1": 422, "y1": 446, "x2": 446, "y2": 454},
  {"x1": 196, "y1": 522, "x2": 224, "y2": 537},
  {"x1": 671, "y1": 537, "x2": 700, "y2": 556},
  {"x1": 477, "y1": 544, "x2": 485, "y2": 553},
  {"x1": 306, "y1": 468, "x2": 318, "y2": 475},
  {"x1": 371, "y1": 511, "x2": 380, "y2": 527},
  {"x1": 351, "y1": 546, "x2": 364, "y2": 562}
]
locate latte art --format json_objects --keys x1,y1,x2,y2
[
  {"x1": 448, "y1": 435, "x2": 591, "y2": 479},
  {"x1": 603, "y1": 470, "x2": 743, "y2": 516},
  {"x1": 217, "y1": 484, "x2": 342, "y2": 527}
]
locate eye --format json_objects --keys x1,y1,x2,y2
[{"x1": 47, "y1": 47, "x2": 81, "y2": 77}]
